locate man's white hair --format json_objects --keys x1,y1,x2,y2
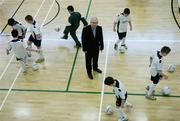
[{"x1": 90, "y1": 17, "x2": 98, "y2": 22}]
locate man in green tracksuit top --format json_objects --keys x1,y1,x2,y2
[{"x1": 61, "y1": 5, "x2": 88, "y2": 47}]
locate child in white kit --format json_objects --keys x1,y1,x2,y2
[
  {"x1": 113, "y1": 8, "x2": 132, "y2": 51},
  {"x1": 25, "y1": 15, "x2": 45, "y2": 63},
  {"x1": 8, "y1": 18, "x2": 27, "y2": 40},
  {"x1": 146, "y1": 46, "x2": 171, "y2": 100},
  {"x1": 104, "y1": 76, "x2": 133, "y2": 121},
  {"x1": 6, "y1": 30, "x2": 39, "y2": 74}
]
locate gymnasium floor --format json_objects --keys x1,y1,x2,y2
[{"x1": 0, "y1": 0, "x2": 180, "y2": 121}]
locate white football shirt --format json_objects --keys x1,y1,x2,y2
[
  {"x1": 150, "y1": 51, "x2": 163, "y2": 76},
  {"x1": 29, "y1": 21, "x2": 42, "y2": 40},
  {"x1": 12, "y1": 23, "x2": 26, "y2": 37},
  {"x1": 113, "y1": 80, "x2": 127, "y2": 99},
  {"x1": 115, "y1": 13, "x2": 131, "y2": 33},
  {"x1": 7, "y1": 39, "x2": 27, "y2": 59}
]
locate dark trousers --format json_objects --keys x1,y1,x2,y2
[
  {"x1": 85, "y1": 51, "x2": 99, "y2": 74},
  {"x1": 63, "y1": 25, "x2": 81, "y2": 46}
]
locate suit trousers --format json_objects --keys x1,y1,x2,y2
[{"x1": 85, "y1": 51, "x2": 99, "y2": 74}]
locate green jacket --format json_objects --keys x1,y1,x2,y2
[{"x1": 68, "y1": 12, "x2": 81, "y2": 29}]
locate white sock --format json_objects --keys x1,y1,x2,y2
[
  {"x1": 121, "y1": 37, "x2": 126, "y2": 45},
  {"x1": 19, "y1": 59, "x2": 27, "y2": 72},
  {"x1": 147, "y1": 83, "x2": 156, "y2": 96},
  {"x1": 117, "y1": 107, "x2": 127, "y2": 119},
  {"x1": 115, "y1": 39, "x2": 122, "y2": 45},
  {"x1": 25, "y1": 56, "x2": 28, "y2": 66},
  {"x1": 27, "y1": 45, "x2": 32, "y2": 49},
  {"x1": 38, "y1": 49, "x2": 44, "y2": 59}
]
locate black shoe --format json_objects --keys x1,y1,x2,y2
[
  {"x1": 88, "y1": 73, "x2": 93, "y2": 79},
  {"x1": 114, "y1": 44, "x2": 118, "y2": 50},
  {"x1": 94, "y1": 68, "x2": 102, "y2": 73},
  {"x1": 61, "y1": 36, "x2": 68, "y2": 40},
  {"x1": 121, "y1": 44, "x2": 128, "y2": 50}
]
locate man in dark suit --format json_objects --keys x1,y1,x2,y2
[{"x1": 82, "y1": 17, "x2": 104, "y2": 79}]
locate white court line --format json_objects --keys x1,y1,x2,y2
[
  {"x1": 40, "y1": 0, "x2": 56, "y2": 29},
  {"x1": 0, "y1": 68, "x2": 21, "y2": 111},
  {"x1": 0, "y1": 55, "x2": 14, "y2": 82},
  {"x1": 0, "y1": 0, "x2": 55, "y2": 111},
  {"x1": 0, "y1": 0, "x2": 46, "y2": 82},
  {"x1": 98, "y1": 39, "x2": 110, "y2": 121},
  {"x1": 34, "y1": 0, "x2": 46, "y2": 19}
]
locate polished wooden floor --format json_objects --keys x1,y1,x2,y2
[{"x1": 0, "y1": 0, "x2": 180, "y2": 121}]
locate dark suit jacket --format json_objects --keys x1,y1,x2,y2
[{"x1": 82, "y1": 25, "x2": 104, "y2": 53}]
